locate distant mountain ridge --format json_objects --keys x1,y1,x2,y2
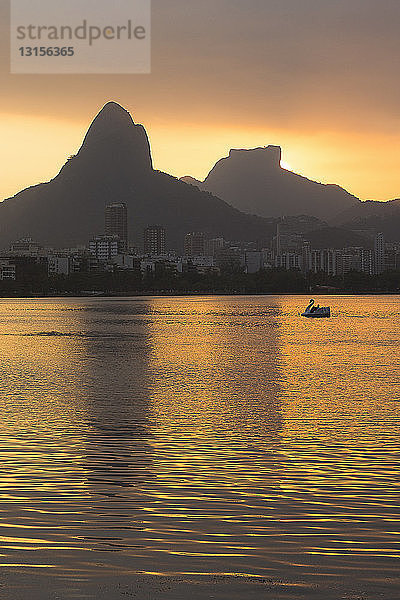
[
  {"x1": 333, "y1": 198, "x2": 400, "y2": 243},
  {"x1": 0, "y1": 102, "x2": 281, "y2": 249},
  {"x1": 1, "y1": 103, "x2": 399, "y2": 249},
  {"x1": 181, "y1": 145, "x2": 360, "y2": 221}
]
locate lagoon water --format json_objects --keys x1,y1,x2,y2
[{"x1": 0, "y1": 295, "x2": 399, "y2": 599}]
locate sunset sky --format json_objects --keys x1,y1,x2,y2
[{"x1": 1, "y1": 0, "x2": 399, "y2": 202}]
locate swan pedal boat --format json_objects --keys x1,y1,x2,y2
[{"x1": 301, "y1": 299, "x2": 331, "y2": 318}]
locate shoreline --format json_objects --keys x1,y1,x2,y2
[{"x1": 0, "y1": 290, "x2": 399, "y2": 299}]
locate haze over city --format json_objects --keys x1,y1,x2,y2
[{"x1": 1, "y1": 0, "x2": 400, "y2": 202}]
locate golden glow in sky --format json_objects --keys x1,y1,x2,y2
[
  {"x1": 1, "y1": 111, "x2": 399, "y2": 202},
  {"x1": 1, "y1": 1, "x2": 399, "y2": 202}
]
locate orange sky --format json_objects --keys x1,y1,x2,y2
[{"x1": 1, "y1": 0, "x2": 399, "y2": 202}]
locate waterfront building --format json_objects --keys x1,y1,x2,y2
[
  {"x1": 9, "y1": 238, "x2": 43, "y2": 255},
  {"x1": 89, "y1": 235, "x2": 124, "y2": 261},
  {"x1": 0, "y1": 259, "x2": 16, "y2": 281},
  {"x1": 144, "y1": 225, "x2": 166, "y2": 255},
  {"x1": 374, "y1": 232, "x2": 385, "y2": 275},
  {"x1": 184, "y1": 232, "x2": 207, "y2": 257},
  {"x1": 301, "y1": 241, "x2": 312, "y2": 273},
  {"x1": 245, "y1": 251, "x2": 263, "y2": 273},
  {"x1": 206, "y1": 237, "x2": 225, "y2": 256},
  {"x1": 275, "y1": 252, "x2": 301, "y2": 270},
  {"x1": 48, "y1": 256, "x2": 70, "y2": 276},
  {"x1": 273, "y1": 219, "x2": 304, "y2": 255},
  {"x1": 105, "y1": 203, "x2": 128, "y2": 251},
  {"x1": 310, "y1": 249, "x2": 343, "y2": 276}
]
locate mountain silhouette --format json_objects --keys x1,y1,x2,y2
[
  {"x1": 2, "y1": 103, "x2": 398, "y2": 249},
  {"x1": 0, "y1": 103, "x2": 280, "y2": 249},
  {"x1": 181, "y1": 146, "x2": 360, "y2": 220},
  {"x1": 333, "y1": 198, "x2": 400, "y2": 242}
]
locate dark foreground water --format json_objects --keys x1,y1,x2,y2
[{"x1": 0, "y1": 295, "x2": 399, "y2": 599}]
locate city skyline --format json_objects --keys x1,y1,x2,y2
[{"x1": 0, "y1": 216, "x2": 393, "y2": 286}]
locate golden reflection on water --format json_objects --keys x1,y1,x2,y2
[{"x1": 0, "y1": 296, "x2": 399, "y2": 598}]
